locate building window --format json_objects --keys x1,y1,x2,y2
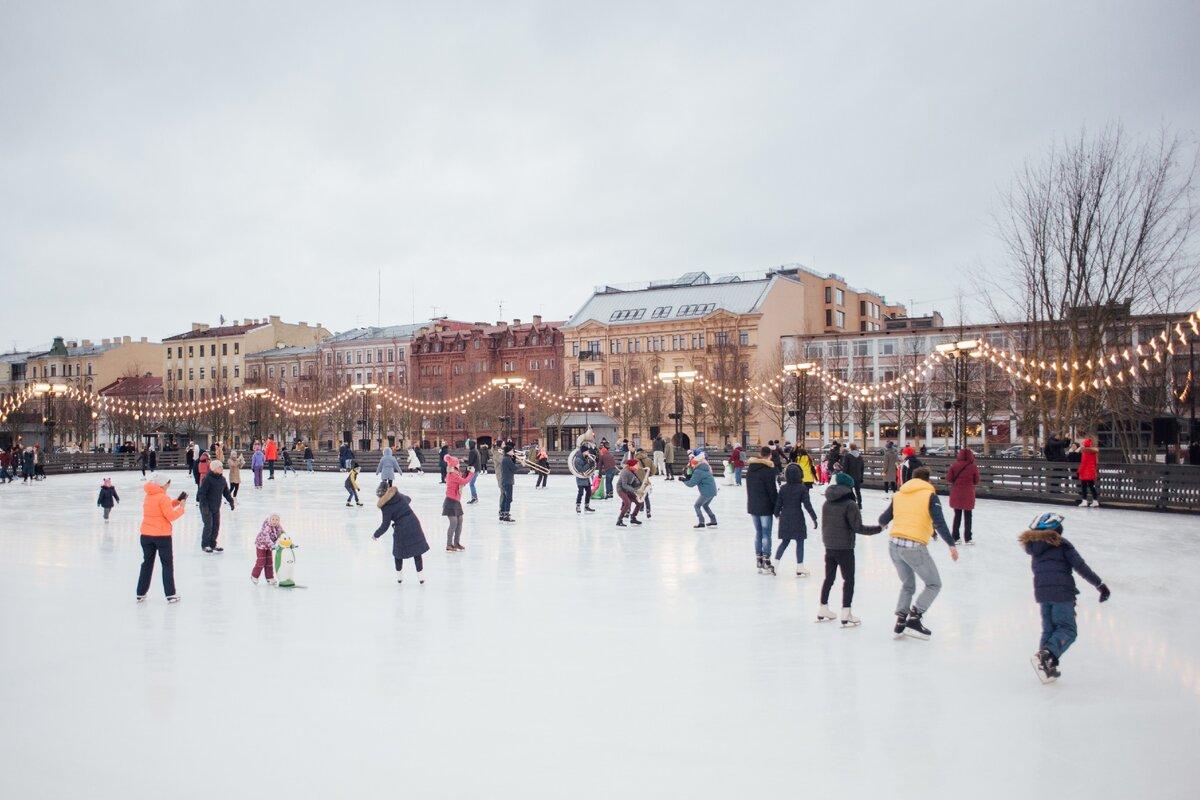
[
  {"x1": 234, "y1": 343, "x2": 239, "y2": 354},
  {"x1": 824, "y1": 287, "x2": 832, "y2": 303},
  {"x1": 612, "y1": 369, "x2": 621, "y2": 385},
  {"x1": 588, "y1": 340, "x2": 600, "y2": 354},
  {"x1": 234, "y1": 366, "x2": 240, "y2": 378},
  {"x1": 222, "y1": 343, "x2": 228, "y2": 355},
  {"x1": 188, "y1": 389, "x2": 194, "y2": 400},
  {"x1": 386, "y1": 349, "x2": 394, "y2": 362},
  {"x1": 188, "y1": 346, "x2": 194, "y2": 357},
  {"x1": 585, "y1": 371, "x2": 595, "y2": 386},
  {"x1": 739, "y1": 331, "x2": 749, "y2": 346},
  {"x1": 609, "y1": 308, "x2": 646, "y2": 321},
  {"x1": 571, "y1": 342, "x2": 580, "y2": 357},
  {"x1": 571, "y1": 371, "x2": 580, "y2": 387},
  {"x1": 529, "y1": 359, "x2": 539, "y2": 371},
  {"x1": 366, "y1": 350, "x2": 372, "y2": 364},
  {"x1": 715, "y1": 331, "x2": 728, "y2": 346},
  {"x1": 825, "y1": 310, "x2": 833, "y2": 327},
  {"x1": 292, "y1": 365, "x2": 298, "y2": 377},
  {"x1": 853, "y1": 341, "x2": 873, "y2": 356},
  {"x1": 199, "y1": 388, "x2": 206, "y2": 399},
  {"x1": 222, "y1": 366, "x2": 228, "y2": 378},
  {"x1": 188, "y1": 368, "x2": 194, "y2": 380},
  {"x1": 652, "y1": 306, "x2": 672, "y2": 319},
  {"x1": 836, "y1": 289, "x2": 845, "y2": 305}
]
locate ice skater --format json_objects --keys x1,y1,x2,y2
[
  {"x1": 228, "y1": 450, "x2": 243, "y2": 497},
  {"x1": 373, "y1": 484, "x2": 430, "y2": 584},
  {"x1": 281, "y1": 447, "x2": 296, "y2": 476},
  {"x1": 1075, "y1": 438, "x2": 1101, "y2": 507},
  {"x1": 251, "y1": 514, "x2": 284, "y2": 585},
  {"x1": 817, "y1": 473, "x2": 883, "y2": 626},
  {"x1": 251, "y1": 444, "x2": 265, "y2": 489},
  {"x1": 376, "y1": 446, "x2": 399, "y2": 488},
  {"x1": 136, "y1": 474, "x2": 186, "y2": 603},
  {"x1": 573, "y1": 438, "x2": 598, "y2": 513},
  {"x1": 198, "y1": 459, "x2": 235, "y2": 553},
  {"x1": 682, "y1": 451, "x2": 718, "y2": 528},
  {"x1": 497, "y1": 443, "x2": 517, "y2": 522},
  {"x1": 947, "y1": 448, "x2": 980, "y2": 544},
  {"x1": 878, "y1": 466, "x2": 958, "y2": 639},
  {"x1": 774, "y1": 464, "x2": 818, "y2": 576},
  {"x1": 615, "y1": 458, "x2": 643, "y2": 527},
  {"x1": 345, "y1": 461, "x2": 362, "y2": 506},
  {"x1": 466, "y1": 439, "x2": 481, "y2": 502},
  {"x1": 442, "y1": 454, "x2": 472, "y2": 551},
  {"x1": 1021, "y1": 512, "x2": 1110, "y2": 683},
  {"x1": 744, "y1": 447, "x2": 778, "y2": 573},
  {"x1": 97, "y1": 477, "x2": 120, "y2": 522},
  {"x1": 407, "y1": 445, "x2": 423, "y2": 475}
]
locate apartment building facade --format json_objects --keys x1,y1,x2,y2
[{"x1": 26, "y1": 336, "x2": 162, "y2": 392}]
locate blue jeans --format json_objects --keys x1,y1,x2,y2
[
  {"x1": 751, "y1": 515, "x2": 773, "y2": 556},
  {"x1": 468, "y1": 470, "x2": 478, "y2": 500},
  {"x1": 604, "y1": 469, "x2": 616, "y2": 497},
  {"x1": 305, "y1": 458, "x2": 314, "y2": 473},
  {"x1": 694, "y1": 495, "x2": 716, "y2": 523},
  {"x1": 775, "y1": 537, "x2": 804, "y2": 563},
  {"x1": 733, "y1": 466, "x2": 743, "y2": 485},
  {"x1": 1040, "y1": 601, "x2": 1078, "y2": 659},
  {"x1": 499, "y1": 485, "x2": 512, "y2": 515}
]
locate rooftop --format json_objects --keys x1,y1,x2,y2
[
  {"x1": 97, "y1": 376, "x2": 163, "y2": 397},
  {"x1": 163, "y1": 322, "x2": 264, "y2": 341},
  {"x1": 325, "y1": 322, "x2": 434, "y2": 344},
  {"x1": 245, "y1": 344, "x2": 321, "y2": 359}
]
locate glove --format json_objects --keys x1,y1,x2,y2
[{"x1": 1098, "y1": 583, "x2": 1110, "y2": 603}]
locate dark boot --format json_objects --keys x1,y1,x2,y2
[{"x1": 903, "y1": 607, "x2": 931, "y2": 640}]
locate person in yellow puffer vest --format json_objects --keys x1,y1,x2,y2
[{"x1": 878, "y1": 466, "x2": 959, "y2": 640}]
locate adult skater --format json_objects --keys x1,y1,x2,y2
[
  {"x1": 878, "y1": 466, "x2": 959, "y2": 639},
  {"x1": 663, "y1": 438, "x2": 677, "y2": 481},
  {"x1": 652, "y1": 434, "x2": 666, "y2": 477},
  {"x1": 794, "y1": 446, "x2": 816, "y2": 488},
  {"x1": 438, "y1": 441, "x2": 450, "y2": 483},
  {"x1": 197, "y1": 459, "x2": 235, "y2": 553},
  {"x1": 407, "y1": 444, "x2": 422, "y2": 474},
  {"x1": 573, "y1": 440, "x2": 598, "y2": 513},
  {"x1": 466, "y1": 439, "x2": 481, "y2": 502},
  {"x1": 339, "y1": 441, "x2": 353, "y2": 471},
  {"x1": 728, "y1": 443, "x2": 745, "y2": 486},
  {"x1": 1075, "y1": 438, "x2": 1100, "y2": 507},
  {"x1": 534, "y1": 445, "x2": 550, "y2": 489},
  {"x1": 303, "y1": 443, "x2": 314, "y2": 473},
  {"x1": 442, "y1": 455, "x2": 472, "y2": 551},
  {"x1": 774, "y1": 463, "x2": 818, "y2": 576},
  {"x1": 228, "y1": 450, "x2": 243, "y2": 497},
  {"x1": 882, "y1": 441, "x2": 898, "y2": 495},
  {"x1": 842, "y1": 443, "x2": 865, "y2": 508},
  {"x1": 682, "y1": 451, "x2": 718, "y2": 529},
  {"x1": 265, "y1": 435, "x2": 278, "y2": 479},
  {"x1": 138, "y1": 446, "x2": 149, "y2": 476},
  {"x1": 596, "y1": 445, "x2": 616, "y2": 499},
  {"x1": 185, "y1": 441, "x2": 196, "y2": 475},
  {"x1": 376, "y1": 446, "x2": 399, "y2": 489},
  {"x1": 373, "y1": 484, "x2": 430, "y2": 584},
  {"x1": 825, "y1": 440, "x2": 843, "y2": 474},
  {"x1": 744, "y1": 446, "x2": 779, "y2": 573},
  {"x1": 137, "y1": 473, "x2": 186, "y2": 602},
  {"x1": 900, "y1": 445, "x2": 923, "y2": 484},
  {"x1": 281, "y1": 447, "x2": 296, "y2": 476},
  {"x1": 497, "y1": 443, "x2": 516, "y2": 523},
  {"x1": 251, "y1": 443, "x2": 265, "y2": 489},
  {"x1": 947, "y1": 448, "x2": 980, "y2": 544},
  {"x1": 148, "y1": 443, "x2": 157, "y2": 472},
  {"x1": 615, "y1": 458, "x2": 644, "y2": 527},
  {"x1": 817, "y1": 473, "x2": 883, "y2": 625},
  {"x1": 1020, "y1": 512, "x2": 1110, "y2": 682}
]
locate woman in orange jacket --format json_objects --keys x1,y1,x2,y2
[{"x1": 137, "y1": 473, "x2": 187, "y2": 602}]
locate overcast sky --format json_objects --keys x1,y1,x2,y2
[{"x1": 2, "y1": 1, "x2": 1197, "y2": 352}]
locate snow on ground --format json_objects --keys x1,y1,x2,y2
[{"x1": 1, "y1": 469, "x2": 1198, "y2": 799}]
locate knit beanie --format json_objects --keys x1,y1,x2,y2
[
  {"x1": 148, "y1": 473, "x2": 171, "y2": 487},
  {"x1": 834, "y1": 472, "x2": 855, "y2": 487}
]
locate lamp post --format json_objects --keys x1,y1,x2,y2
[
  {"x1": 934, "y1": 340, "x2": 979, "y2": 451},
  {"x1": 31, "y1": 382, "x2": 68, "y2": 450},
  {"x1": 658, "y1": 369, "x2": 698, "y2": 447},
  {"x1": 351, "y1": 383, "x2": 379, "y2": 451},
  {"x1": 518, "y1": 402, "x2": 526, "y2": 447},
  {"x1": 783, "y1": 362, "x2": 814, "y2": 447},
  {"x1": 243, "y1": 387, "x2": 268, "y2": 443},
  {"x1": 491, "y1": 377, "x2": 526, "y2": 445}
]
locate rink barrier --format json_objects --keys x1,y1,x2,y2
[{"x1": 37, "y1": 449, "x2": 1199, "y2": 511}]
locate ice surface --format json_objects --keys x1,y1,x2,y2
[{"x1": 1, "y1": 470, "x2": 1198, "y2": 799}]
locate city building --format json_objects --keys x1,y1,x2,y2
[
  {"x1": 780, "y1": 309, "x2": 1193, "y2": 451},
  {"x1": 0, "y1": 350, "x2": 35, "y2": 449},
  {"x1": 317, "y1": 322, "x2": 441, "y2": 390},
  {"x1": 559, "y1": 265, "x2": 904, "y2": 448},
  {"x1": 410, "y1": 316, "x2": 564, "y2": 447},
  {"x1": 26, "y1": 336, "x2": 162, "y2": 393},
  {"x1": 244, "y1": 345, "x2": 323, "y2": 400},
  {"x1": 161, "y1": 317, "x2": 329, "y2": 402},
  {"x1": 95, "y1": 375, "x2": 165, "y2": 448}
]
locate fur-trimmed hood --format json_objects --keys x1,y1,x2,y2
[
  {"x1": 1019, "y1": 528, "x2": 1062, "y2": 547},
  {"x1": 377, "y1": 485, "x2": 399, "y2": 508}
]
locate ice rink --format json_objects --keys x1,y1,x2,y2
[{"x1": 2, "y1": 468, "x2": 1198, "y2": 799}]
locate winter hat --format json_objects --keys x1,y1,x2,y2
[
  {"x1": 1083, "y1": 438, "x2": 1093, "y2": 447},
  {"x1": 444, "y1": 454, "x2": 460, "y2": 470},
  {"x1": 148, "y1": 473, "x2": 171, "y2": 487},
  {"x1": 834, "y1": 472, "x2": 855, "y2": 487},
  {"x1": 625, "y1": 458, "x2": 640, "y2": 468},
  {"x1": 102, "y1": 477, "x2": 112, "y2": 487},
  {"x1": 209, "y1": 460, "x2": 223, "y2": 472}
]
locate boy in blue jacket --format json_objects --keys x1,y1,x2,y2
[{"x1": 1020, "y1": 512, "x2": 1110, "y2": 682}]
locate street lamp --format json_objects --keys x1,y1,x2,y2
[
  {"x1": 784, "y1": 362, "x2": 815, "y2": 447},
  {"x1": 243, "y1": 387, "x2": 268, "y2": 443},
  {"x1": 658, "y1": 369, "x2": 698, "y2": 446},
  {"x1": 935, "y1": 340, "x2": 979, "y2": 450},
  {"x1": 32, "y1": 382, "x2": 68, "y2": 450},
  {"x1": 351, "y1": 383, "x2": 380, "y2": 450},
  {"x1": 491, "y1": 377, "x2": 526, "y2": 445}
]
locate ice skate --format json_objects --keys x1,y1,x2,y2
[
  {"x1": 893, "y1": 612, "x2": 908, "y2": 638},
  {"x1": 630, "y1": 518, "x2": 642, "y2": 525},
  {"x1": 213, "y1": 546, "x2": 223, "y2": 553},
  {"x1": 840, "y1": 608, "x2": 861, "y2": 628},
  {"x1": 453, "y1": 544, "x2": 465, "y2": 551},
  {"x1": 693, "y1": 522, "x2": 706, "y2": 529},
  {"x1": 795, "y1": 566, "x2": 810, "y2": 577},
  {"x1": 251, "y1": 576, "x2": 259, "y2": 585},
  {"x1": 446, "y1": 545, "x2": 456, "y2": 552},
  {"x1": 166, "y1": 595, "x2": 180, "y2": 603},
  {"x1": 903, "y1": 607, "x2": 931, "y2": 640},
  {"x1": 136, "y1": 595, "x2": 146, "y2": 603},
  {"x1": 756, "y1": 555, "x2": 765, "y2": 573},
  {"x1": 762, "y1": 560, "x2": 775, "y2": 576},
  {"x1": 267, "y1": 579, "x2": 277, "y2": 586},
  {"x1": 1031, "y1": 649, "x2": 1059, "y2": 683},
  {"x1": 203, "y1": 547, "x2": 214, "y2": 554},
  {"x1": 616, "y1": 519, "x2": 627, "y2": 527},
  {"x1": 346, "y1": 501, "x2": 351, "y2": 507},
  {"x1": 706, "y1": 519, "x2": 718, "y2": 527},
  {"x1": 576, "y1": 503, "x2": 581, "y2": 514},
  {"x1": 584, "y1": 505, "x2": 595, "y2": 512},
  {"x1": 816, "y1": 604, "x2": 837, "y2": 622}
]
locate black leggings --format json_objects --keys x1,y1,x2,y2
[
  {"x1": 820, "y1": 549, "x2": 855, "y2": 607},
  {"x1": 395, "y1": 555, "x2": 424, "y2": 572},
  {"x1": 137, "y1": 536, "x2": 175, "y2": 597},
  {"x1": 1079, "y1": 480, "x2": 1099, "y2": 501},
  {"x1": 952, "y1": 509, "x2": 973, "y2": 541},
  {"x1": 231, "y1": 482, "x2": 240, "y2": 497},
  {"x1": 536, "y1": 471, "x2": 547, "y2": 487},
  {"x1": 774, "y1": 537, "x2": 804, "y2": 563}
]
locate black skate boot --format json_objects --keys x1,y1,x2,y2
[
  {"x1": 762, "y1": 559, "x2": 776, "y2": 576},
  {"x1": 903, "y1": 607, "x2": 931, "y2": 640},
  {"x1": 584, "y1": 504, "x2": 595, "y2": 512},
  {"x1": 756, "y1": 555, "x2": 765, "y2": 574},
  {"x1": 1031, "y1": 649, "x2": 1059, "y2": 683},
  {"x1": 893, "y1": 612, "x2": 908, "y2": 638}
]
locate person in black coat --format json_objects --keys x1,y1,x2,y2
[
  {"x1": 438, "y1": 442, "x2": 450, "y2": 483},
  {"x1": 818, "y1": 473, "x2": 883, "y2": 625},
  {"x1": 1020, "y1": 513, "x2": 1110, "y2": 680},
  {"x1": 497, "y1": 445, "x2": 517, "y2": 522},
  {"x1": 744, "y1": 447, "x2": 779, "y2": 574},
  {"x1": 842, "y1": 443, "x2": 865, "y2": 508},
  {"x1": 773, "y1": 464, "x2": 818, "y2": 575},
  {"x1": 97, "y1": 478, "x2": 120, "y2": 521},
  {"x1": 197, "y1": 460, "x2": 235, "y2": 553},
  {"x1": 373, "y1": 485, "x2": 430, "y2": 583}
]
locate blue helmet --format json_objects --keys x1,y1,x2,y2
[{"x1": 1030, "y1": 512, "x2": 1064, "y2": 532}]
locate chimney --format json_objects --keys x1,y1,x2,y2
[
  {"x1": 101, "y1": 338, "x2": 111, "y2": 345},
  {"x1": 533, "y1": 315, "x2": 542, "y2": 325},
  {"x1": 269, "y1": 315, "x2": 281, "y2": 324},
  {"x1": 191, "y1": 322, "x2": 209, "y2": 333},
  {"x1": 67, "y1": 340, "x2": 78, "y2": 348},
  {"x1": 513, "y1": 318, "x2": 521, "y2": 326},
  {"x1": 123, "y1": 336, "x2": 131, "y2": 344},
  {"x1": 82, "y1": 339, "x2": 92, "y2": 347}
]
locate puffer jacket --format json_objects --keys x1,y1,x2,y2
[
  {"x1": 140, "y1": 482, "x2": 185, "y2": 537},
  {"x1": 255, "y1": 518, "x2": 284, "y2": 550},
  {"x1": 682, "y1": 461, "x2": 717, "y2": 498},
  {"x1": 946, "y1": 448, "x2": 980, "y2": 510},
  {"x1": 775, "y1": 464, "x2": 817, "y2": 540},
  {"x1": 743, "y1": 457, "x2": 778, "y2": 515},
  {"x1": 1019, "y1": 528, "x2": 1103, "y2": 603},
  {"x1": 374, "y1": 486, "x2": 429, "y2": 559},
  {"x1": 820, "y1": 484, "x2": 881, "y2": 549}
]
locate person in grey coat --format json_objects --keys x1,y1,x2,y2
[
  {"x1": 615, "y1": 458, "x2": 644, "y2": 526},
  {"x1": 817, "y1": 473, "x2": 882, "y2": 626},
  {"x1": 373, "y1": 485, "x2": 430, "y2": 584},
  {"x1": 497, "y1": 445, "x2": 516, "y2": 522},
  {"x1": 376, "y1": 446, "x2": 400, "y2": 488},
  {"x1": 882, "y1": 441, "x2": 899, "y2": 495}
]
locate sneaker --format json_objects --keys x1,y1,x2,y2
[
  {"x1": 840, "y1": 608, "x2": 861, "y2": 628},
  {"x1": 816, "y1": 604, "x2": 837, "y2": 622},
  {"x1": 166, "y1": 595, "x2": 181, "y2": 603},
  {"x1": 903, "y1": 608, "x2": 931, "y2": 640}
]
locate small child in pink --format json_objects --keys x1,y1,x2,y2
[{"x1": 251, "y1": 514, "x2": 284, "y2": 585}]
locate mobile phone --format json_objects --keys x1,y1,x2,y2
[{"x1": 177, "y1": 491, "x2": 188, "y2": 501}]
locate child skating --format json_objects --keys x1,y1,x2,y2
[
  {"x1": 97, "y1": 478, "x2": 120, "y2": 522},
  {"x1": 774, "y1": 463, "x2": 818, "y2": 576},
  {"x1": 345, "y1": 461, "x2": 362, "y2": 506},
  {"x1": 252, "y1": 514, "x2": 284, "y2": 585},
  {"x1": 1020, "y1": 512, "x2": 1110, "y2": 683},
  {"x1": 373, "y1": 484, "x2": 430, "y2": 584},
  {"x1": 442, "y1": 455, "x2": 472, "y2": 551},
  {"x1": 818, "y1": 473, "x2": 882, "y2": 626}
]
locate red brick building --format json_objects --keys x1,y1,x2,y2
[{"x1": 411, "y1": 316, "x2": 563, "y2": 447}]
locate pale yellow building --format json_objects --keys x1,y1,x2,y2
[
  {"x1": 26, "y1": 336, "x2": 163, "y2": 393},
  {"x1": 162, "y1": 316, "x2": 329, "y2": 402}
]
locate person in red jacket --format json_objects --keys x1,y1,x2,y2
[
  {"x1": 1075, "y1": 438, "x2": 1100, "y2": 507},
  {"x1": 265, "y1": 435, "x2": 279, "y2": 480},
  {"x1": 947, "y1": 448, "x2": 980, "y2": 544}
]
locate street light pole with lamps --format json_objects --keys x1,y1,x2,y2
[
  {"x1": 934, "y1": 339, "x2": 981, "y2": 451},
  {"x1": 31, "y1": 382, "x2": 68, "y2": 450},
  {"x1": 658, "y1": 369, "x2": 698, "y2": 447},
  {"x1": 783, "y1": 362, "x2": 815, "y2": 447},
  {"x1": 351, "y1": 383, "x2": 380, "y2": 450},
  {"x1": 491, "y1": 377, "x2": 526, "y2": 444},
  {"x1": 243, "y1": 387, "x2": 268, "y2": 444}
]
